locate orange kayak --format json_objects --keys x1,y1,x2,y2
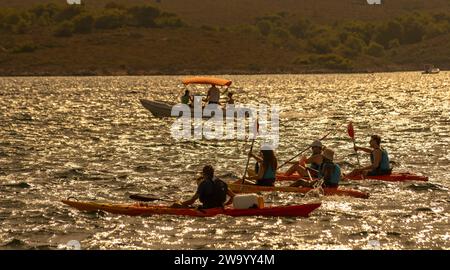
[
  {"x1": 61, "y1": 200, "x2": 321, "y2": 217},
  {"x1": 276, "y1": 172, "x2": 428, "y2": 182},
  {"x1": 228, "y1": 183, "x2": 369, "y2": 199}
]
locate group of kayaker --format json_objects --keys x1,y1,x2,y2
[{"x1": 173, "y1": 134, "x2": 390, "y2": 209}]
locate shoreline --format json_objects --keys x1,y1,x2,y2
[{"x1": 0, "y1": 68, "x2": 444, "y2": 77}]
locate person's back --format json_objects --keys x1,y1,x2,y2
[
  {"x1": 320, "y1": 148, "x2": 340, "y2": 188},
  {"x1": 181, "y1": 90, "x2": 191, "y2": 105},
  {"x1": 197, "y1": 177, "x2": 228, "y2": 209},
  {"x1": 208, "y1": 85, "x2": 220, "y2": 104},
  {"x1": 255, "y1": 150, "x2": 277, "y2": 186}
]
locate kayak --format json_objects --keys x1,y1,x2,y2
[
  {"x1": 344, "y1": 173, "x2": 428, "y2": 182},
  {"x1": 228, "y1": 183, "x2": 369, "y2": 199},
  {"x1": 276, "y1": 172, "x2": 428, "y2": 182},
  {"x1": 61, "y1": 200, "x2": 321, "y2": 217}
]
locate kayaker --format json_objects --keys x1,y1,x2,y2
[
  {"x1": 290, "y1": 148, "x2": 341, "y2": 188},
  {"x1": 206, "y1": 84, "x2": 221, "y2": 105},
  {"x1": 171, "y1": 165, "x2": 235, "y2": 209},
  {"x1": 346, "y1": 135, "x2": 391, "y2": 177},
  {"x1": 180, "y1": 90, "x2": 193, "y2": 106},
  {"x1": 284, "y1": 140, "x2": 323, "y2": 178},
  {"x1": 245, "y1": 149, "x2": 278, "y2": 186}
]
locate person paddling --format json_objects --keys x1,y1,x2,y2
[
  {"x1": 290, "y1": 148, "x2": 341, "y2": 188},
  {"x1": 284, "y1": 140, "x2": 324, "y2": 178},
  {"x1": 171, "y1": 165, "x2": 235, "y2": 209},
  {"x1": 346, "y1": 135, "x2": 391, "y2": 177},
  {"x1": 245, "y1": 149, "x2": 278, "y2": 186}
]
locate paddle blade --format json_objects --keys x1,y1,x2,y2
[{"x1": 347, "y1": 122, "x2": 355, "y2": 139}]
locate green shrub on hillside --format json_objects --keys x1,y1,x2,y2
[
  {"x1": 128, "y1": 5, "x2": 160, "y2": 27},
  {"x1": 310, "y1": 54, "x2": 352, "y2": 70},
  {"x1": 365, "y1": 42, "x2": 385, "y2": 57},
  {"x1": 55, "y1": 5, "x2": 84, "y2": 22},
  {"x1": 156, "y1": 16, "x2": 184, "y2": 28},
  {"x1": 256, "y1": 20, "x2": 272, "y2": 36},
  {"x1": 94, "y1": 9, "x2": 127, "y2": 29},
  {"x1": 73, "y1": 14, "x2": 94, "y2": 33},
  {"x1": 289, "y1": 19, "x2": 314, "y2": 39},
  {"x1": 104, "y1": 2, "x2": 126, "y2": 10},
  {"x1": 388, "y1": 39, "x2": 400, "y2": 49},
  {"x1": 12, "y1": 42, "x2": 37, "y2": 53},
  {"x1": 400, "y1": 16, "x2": 426, "y2": 44},
  {"x1": 375, "y1": 20, "x2": 404, "y2": 48},
  {"x1": 344, "y1": 36, "x2": 365, "y2": 55},
  {"x1": 54, "y1": 21, "x2": 74, "y2": 37},
  {"x1": 308, "y1": 31, "x2": 339, "y2": 54}
]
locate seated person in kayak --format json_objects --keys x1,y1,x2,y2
[
  {"x1": 180, "y1": 90, "x2": 193, "y2": 106},
  {"x1": 245, "y1": 149, "x2": 278, "y2": 186},
  {"x1": 290, "y1": 148, "x2": 341, "y2": 188},
  {"x1": 285, "y1": 140, "x2": 323, "y2": 178},
  {"x1": 346, "y1": 135, "x2": 391, "y2": 177},
  {"x1": 171, "y1": 165, "x2": 235, "y2": 209}
]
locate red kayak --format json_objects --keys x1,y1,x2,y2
[
  {"x1": 276, "y1": 172, "x2": 428, "y2": 182},
  {"x1": 61, "y1": 200, "x2": 321, "y2": 217}
]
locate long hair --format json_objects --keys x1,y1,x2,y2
[{"x1": 261, "y1": 150, "x2": 277, "y2": 170}]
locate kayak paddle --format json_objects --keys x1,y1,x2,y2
[
  {"x1": 242, "y1": 119, "x2": 259, "y2": 184},
  {"x1": 347, "y1": 121, "x2": 365, "y2": 180},
  {"x1": 277, "y1": 126, "x2": 339, "y2": 170}
]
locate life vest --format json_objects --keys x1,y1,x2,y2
[
  {"x1": 371, "y1": 148, "x2": 390, "y2": 171},
  {"x1": 198, "y1": 177, "x2": 228, "y2": 209},
  {"x1": 320, "y1": 162, "x2": 341, "y2": 185}
]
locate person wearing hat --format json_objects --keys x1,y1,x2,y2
[
  {"x1": 346, "y1": 135, "x2": 391, "y2": 177},
  {"x1": 284, "y1": 140, "x2": 324, "y2": 178},
  {"x1": 290, "y1": 147, "x2": 341, "y2": 188}
]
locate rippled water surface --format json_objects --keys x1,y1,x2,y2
[{"x1": 0, "y1": 73, "x2": 449, "y2": 250}]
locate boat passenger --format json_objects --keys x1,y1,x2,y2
[
  {"x1": 180, "y1": 90, "x2": 193, "y2": 106},
  {"x1": 226, "y1": 92, "x2": 235, "y2": 105},
  {"x1": 246, "y1": 149, "x2": 278, "y2": 186},
  {"x1": 346, "y1": 135, "x2": 391, "y2": 177},
  {"x1": 285, "y1": 140, "x2": 324, "y2": 178},
  {"x1": 290, "y1": 148, "x2": 341, "y2": 188},
  {"x1": 171, "y1": 165, "x2": 235, "y2": 209},
  {"x1": 206, "y1": 84, "x2": 221, "y2": 105}
]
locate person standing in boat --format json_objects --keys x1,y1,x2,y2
[
  {"x1": 346, "y1": 135, "x2": 391, "y2": 177},
  {"x1": 245, "y1": 149, "x2": 278, "y2": 186},
  {"x1": 205, "y1": 84, "x2": 221, "y2": 105},
  {"x1": 171, "y1": 165, "x2": 235, "y2": 209},
  {"x1": 284, "y1": 140, "x2": 324, "y2": 178},
  {"x1": 290, "y1": 148, "x2": 341, "y2": 188}
]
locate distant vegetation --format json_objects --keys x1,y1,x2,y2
[
  {"x1": 0, "y1": 2, "x2": 449, "y2": 74},
  {"x1": 0, "y1": 2, "x2": 184, "y2": 37}
]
